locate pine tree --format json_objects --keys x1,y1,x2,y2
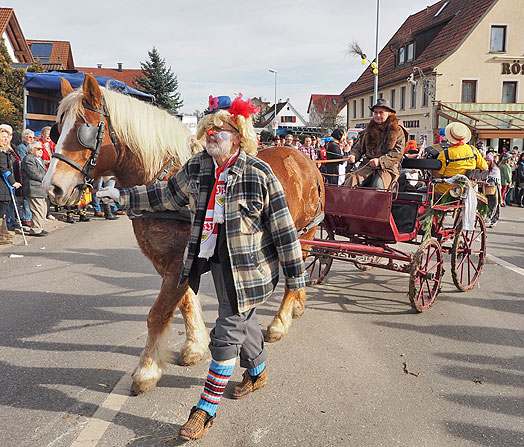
[{"x1": 134, "y1": 47, "x2": 183, "y2": 114}]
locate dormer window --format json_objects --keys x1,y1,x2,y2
[
  {"x1": 396, "y1": 42, "x2": 415, "y2": 66},
  {"x1": 398, "y1": 47, "x2": 405, "y2": 65}
]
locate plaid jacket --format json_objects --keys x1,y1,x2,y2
[{"x1": 119, "y1": 150, "x2": 306, "y2": 313}]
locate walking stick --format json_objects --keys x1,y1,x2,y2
[{"x1": 2, "y1": 171, "x2": 28, "y2": 246}]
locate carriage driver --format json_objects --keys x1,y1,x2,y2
[
  {"x1": 97, "y1": 94, "x2": 306, "y2": 441},
  {"x1": 345, "y1": 98, "x2": 407, "y2": 189}
]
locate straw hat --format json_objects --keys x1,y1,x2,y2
[{"x1": 444, "y1": 122, "x2": 471, "y2": 145}]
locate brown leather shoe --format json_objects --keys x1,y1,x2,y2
[
  {"x1": 231, "y1": 368, "x2": 267, "y2": 399},
  {"x1": 178, "y1": 407, "x2": 215, "y2": 441}
]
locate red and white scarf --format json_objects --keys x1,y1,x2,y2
[{"x1": 198, "y1": 151, "x2": 239, "y2": 259}]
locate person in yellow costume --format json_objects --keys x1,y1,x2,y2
[{"x1": 433, "y1": 122, "x2": 487, "y2": 195}]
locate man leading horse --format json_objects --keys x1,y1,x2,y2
[{"x1": 97, "y1": 94, "x2": 306, "y2": 441}]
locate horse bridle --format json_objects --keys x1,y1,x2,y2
[{"x1": 51, "y1": 96, "x2": 120, "y2": 188}]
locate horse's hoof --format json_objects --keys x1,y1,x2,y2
[
  {"x1": 130, "y1": 377, "x2": 159, "y2": 395},
  {"x1": 178, "y1": 347, "x2": 204, "y2": 366},
  {"x1": 264, "y1": 329, "x2": 284, "y2": 343}
]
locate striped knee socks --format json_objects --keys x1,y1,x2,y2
[{"x1": 196, "y1": 358, "x2": 235, "y2": 416}]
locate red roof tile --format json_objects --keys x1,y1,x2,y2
[
  {"x1": 0, "y1": 8, "x2": 33, "y2": 64},
  {"x1": 76, "y1": 66, "x2": 143, "y2": 87},
  {"x1": 308, "y1": 94, "x2": 345, "y2": 114},
  {"x1": 0, "y1": 8, "x2": 13, "y2": 34},
  {"x1": 341, "y1": 0, "x2": 497, "y2": 98}
]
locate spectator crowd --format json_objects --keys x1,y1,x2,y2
[{"x1": 0, "y1": 124, "x2": 124, "y2": 245}]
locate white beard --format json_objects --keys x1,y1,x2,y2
[{"x1": 206, "y1": 138, "x2": 233, "y2": 159}]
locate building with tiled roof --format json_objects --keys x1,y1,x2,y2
[
  {"x1": 76, "y1": 64, "x2": 143, "y2": 87},
  {"x1": 307, "y1": 94, "x2": 346, "y2": 128},
  {"x1": 26, "y1": 39, "x2": 75, "y2": 69},
  {"x1": 254, "y1": 100, "x2": 308, "y2": 135},
  {"x1": 0, "y1": 7, "x2": 33, "y2": 64},
  {"x1": 342, "y1": 0, "x2": 524, "y2": 152}
]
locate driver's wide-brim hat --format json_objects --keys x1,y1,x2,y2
[
  {"x1": 445, "y1": 122, "x2": 472, "y2": 145},
  {"x1": 369, "y1": 98, "x2": 396, "y2": 114}
]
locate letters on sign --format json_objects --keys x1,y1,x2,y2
[{"x1": 501, "y1": 60, "x2": 524, "y2": 75}]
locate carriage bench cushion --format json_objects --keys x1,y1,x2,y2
[
  {"x1": 394, "y1": 191, "x2": 427, "y2": 203},
  {"x1": 401, "y1": 158, "x2": 442, "y2": 170}
]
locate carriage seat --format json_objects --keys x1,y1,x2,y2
[
  {"x1": 401, "y1": 158, "x2": 442, "y2": 170},
  {"x1": 394, "y1": 191, "x2": 426, "y2": 203}
]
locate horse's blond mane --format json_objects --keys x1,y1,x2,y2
[{"x1": 57, "y1": 87, "x2": 200, "y2": 181}]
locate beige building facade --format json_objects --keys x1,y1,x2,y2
[{"x1": 343, "y1": 0, "x2": 524, "y2": 152}]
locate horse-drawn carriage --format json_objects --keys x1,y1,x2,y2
[{"x1": 301, "y1": 157, "x2": 487, "y2": 312}]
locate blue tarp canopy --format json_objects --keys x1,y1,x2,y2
[{"x1": 24, "y1": 70, "x2": 153, "y2": 132}]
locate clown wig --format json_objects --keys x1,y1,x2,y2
[{"x1": 196, "y1": 101, "x2": 259, "y2": 156}]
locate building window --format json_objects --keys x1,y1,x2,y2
[
  {"x1": 410, "y1": 83, "x2": 417, "y2": 108},
  {"x1": 490, "y1": 25, "x2": 507, "y2": 52},
  {"x1": 379, "y1": 92, "x2": 383, "y2": 99},
  {"x1": 461, "y1": 80, "x2": 477, "y2": 103},
  {"x1": 407, "y1": 43, "x2": 414, "y2": 62},
  {"x1": 353, "y1": 100, "x2": 357, "y2": 119},
  {"x1": 390, "y1": 89, "x2": 396, "y2": 109},
  {"x1": 398, "y1": 47, "x2": 406, "y2": 65},
  {"x1": 396, "y1": 42, "x2": 415, "y2": 66},
  {"x1": 369, "y1": 96, "x2": 373, "y2": 116},
  {"x1": 422, "y1": 86, "x2": 429, "y2": 107},
  {"x1": 30, "y1": 42, "x2": 53, "y2": 59},
  {"x1": 360, "y1": 98, "x2": 365, "y2": 118},
  {"x1": 281, "y1": 116, "x2": 296, "y2": 123},
  {"x1": 400, "y1": 86, "x2": 406, "y2": 110},
  {"x1": 502, "y1": 81, "x2": 517, "y2": 103}
]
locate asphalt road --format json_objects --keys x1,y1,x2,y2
[{"x1": 1, "y1": 207, "x2": 523, "y2": 447}]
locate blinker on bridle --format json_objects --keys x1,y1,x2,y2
[{"x1": 51, "y1": 95, "x2": 120, "y2": 188}]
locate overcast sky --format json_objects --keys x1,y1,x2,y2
[{"x1": 15, "y1": 0, "x2": 436, "y2": 116}]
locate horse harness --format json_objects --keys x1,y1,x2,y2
[{"x1": 51, "y1": 96, "x2": 121, "y2": 188}]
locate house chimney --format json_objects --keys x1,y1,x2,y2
[
  {"x1": 117, "y1": 62, "x2": 123, "y2": 72},
  {"x1": 97, "y1": 64, "x2": 102, "y2": 69}
]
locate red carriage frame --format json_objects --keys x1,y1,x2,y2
[{"x1": 300, "y1": 158, "x2": 487, "y2": 312}]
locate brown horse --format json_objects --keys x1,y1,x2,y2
[{"x1": 43, "y1": 73, "x2": 324, "y2": 394}]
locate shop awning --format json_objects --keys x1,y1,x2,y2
[{"x1": 437, "y1": 102, "x2": 524, "y2": 138}]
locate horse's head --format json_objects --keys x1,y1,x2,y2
[{"x1": 44, "y1": 73, "x2": 121, "y2": 205}]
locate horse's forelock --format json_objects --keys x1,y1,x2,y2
[{"x1": 57, "y1": 90, "x2": 85, "y2": 124}]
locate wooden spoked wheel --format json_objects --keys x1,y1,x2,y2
[
  {"x1": 303, "y1": 224, "x2": 335, "y2": 285},
  {"x1": 409, "y1": 239, "x2": 443, "y2": 312},
  {"x1": 451, "y1": 213, "x2": 486, "y2": 291}
]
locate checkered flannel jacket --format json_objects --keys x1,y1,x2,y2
[{"x1": 119, "y1": 150, "x2": 306, "y2": 313}]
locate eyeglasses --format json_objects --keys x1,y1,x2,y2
[{"x1": 206, "y1": 127, "x2": 237, "y2": 136}]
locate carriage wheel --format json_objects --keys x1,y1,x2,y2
[
  {"x1": 451, "y1": 213, "x2": 486, "y2": 291},
  {"x1": 409, "y1": 239, "x2": 443, "y2": 312},
  {"x1": 303, "y1": 224, "x2": 335, "y2": 285}
]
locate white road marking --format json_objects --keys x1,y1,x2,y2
[
  {"x1": 70, "y1": 373, "x2": 132, "y2": 446},
  {"x1": 486, "y1": 254, "x2": 524, "y2": 277}
]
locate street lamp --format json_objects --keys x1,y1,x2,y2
[
  {"x1": 269, "y1": 68, "x2": 277, "y2": 136},
  {"x1": 373, "y1": 0, "x2": 380, "y2": 103}
]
